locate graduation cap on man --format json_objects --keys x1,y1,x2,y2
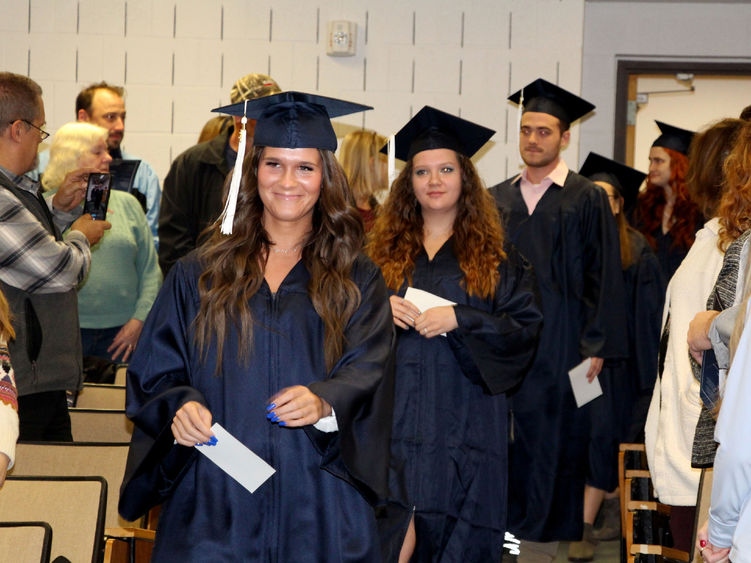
[
  {"x1": 507, "y1": 78, "x2": 595, "y2": 131},
  {"x1": 383, "y1": 105, "x2": 495, "y2": 162},
  {"x1": 651, "y1": 121, "x2": 694, "y2": 156},
  {"x1": 211, "y1": 91, "x2": 372, "y2": 234},
  {"x1": 579, "y1": 152, "x2": 646, "y2": 213}
]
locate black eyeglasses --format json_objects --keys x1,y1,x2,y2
[{"x1": 7, "y1": 119, "x2": 50, "y2": 140}]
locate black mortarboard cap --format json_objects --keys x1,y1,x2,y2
[
  {"x1": 579, "y1": 152, "x2": 646, "y2": 213},
  {"x1": 383, "y1": 106, "x2": 495, "y2": 161},
  {"x1": 507, "y1": 78, "x2": 594, "y2": 126},
  {"x1": 212, "y1": 91, "x2": 372, "y2": 151},
  {"x1": 651, "y1": 121, "x2": 694, "y2": 156}
]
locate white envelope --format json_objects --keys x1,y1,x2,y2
[
  {"x1": 404, "y1": 287, "x2": 456, "y2": 336},
  {"x1": 195, "y1": 422, "x2": 276, "y2": 494},
  {"x1": 568, "y1": 358, "x2": 603, "y2": 408}
]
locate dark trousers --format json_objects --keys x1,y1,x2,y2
[{"x1": 18, "y1": 390, "x2": 73, "y2": 441}]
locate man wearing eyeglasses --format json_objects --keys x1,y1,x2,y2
[
  {"x1": 0, "y1": 72, "x2": 110, "y2": 442},
  {"x1": 31, "y1": 82, "x2": 161, "y2": 249}
]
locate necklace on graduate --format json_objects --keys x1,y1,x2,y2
[{"x1": 270, "y1": 242, "x2": 303, "y2": 255}]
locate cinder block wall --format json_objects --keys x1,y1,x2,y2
[{"x1": 1, "y1": 0, "x2": 587, "y2": 185}]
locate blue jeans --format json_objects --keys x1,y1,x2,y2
[{"x1": 80, "y1": 326, "x2": 122, "y2": 362}]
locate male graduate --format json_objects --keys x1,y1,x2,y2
[{"x1": 489, "y1": 79, "x2": 626, "y2": 562}]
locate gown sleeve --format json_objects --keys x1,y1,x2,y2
[
  {"x1": 631, "y1": 241, "x2": 666, "y2": 393},
  {"x1": 118, "y1": 259, "x2": 207, "y2": 521},
  {"x1": 447, "y1": 244, "x2": 543, "y2": 395},
  {"x1": 306, "y1": 257, "x2": 397, "y2": 506}
]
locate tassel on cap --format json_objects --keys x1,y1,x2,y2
[{"x1": 220, "y1": 100, "x2": 248, "y2": 235}]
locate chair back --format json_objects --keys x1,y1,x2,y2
[
  {"x1": 74, "y1": 384, "x2": 127, "y2": 409},
  {"x1": 69, "y1": 408, "x2": 134, "y2": 443},
  {"x1": 0, "y1": 521, "x2": 52, "y2": 563},
  {"x1": 0, "y1": 476, "x2": 106, "y2": 563},
  {"x1": 11, "y1": 441, "x2": 138, "y2": 528}
]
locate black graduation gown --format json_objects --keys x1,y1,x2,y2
[
  {"x1": 489, "y1": 170, "x2": 627, "y2": 542},
  {"x1": 118, "y1": 254, "x2": 404, "y2": 562},
  {"x1": 389, "y1": 240, "x2": 542, "y2": 561},
  {"x1": 587, "y1": 230, "x2": 665, "y2": 490}
]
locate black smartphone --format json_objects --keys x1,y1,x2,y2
[{"x1": 82, "y1": 173, "x2": 112, "y2": 220}]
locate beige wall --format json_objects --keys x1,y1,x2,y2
[
  {"x1": 633, "y1": 75, "x2": 751, "y2": 173},
  {"x1": 0, "y1": 0, "x2": 589, "y2": 186}
]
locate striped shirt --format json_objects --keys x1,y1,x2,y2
[{"x1": 0, "y1": 166, "x2": 90, "y2": 294}]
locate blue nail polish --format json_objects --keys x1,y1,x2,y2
[
  {"x1": 209, "y1": 436, "x2": 218, "y2": 445},
  {"x1": 266, "y1": 412, "x2": 275, "y2": 419},
  {"x1": 271, "y1": 415, "x2": 280, "y2": 423},
  {"x1": 195, "y1": 442, "x2": 202, "y2": 447},
  {"x1": 266, "y1": 403, "x2": 276, "y2": 411},
  {"x1": 279, "y1": 421, "x2": 286, "y2": 426}
]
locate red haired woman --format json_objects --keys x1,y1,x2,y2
[
  {"x1": 367, "y1": 107, "x2": 542, "y2": 561},
  {"x1": 633, "y1": 121, "x2": 703, "y2": 281}
]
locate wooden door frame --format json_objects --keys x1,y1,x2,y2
[{"x1": 613, "y1": 60, "x2": 751, "y2": 164}]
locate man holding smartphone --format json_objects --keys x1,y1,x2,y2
[{"x1": 0, "y1": 72, "x2": 110, "y2": 441}]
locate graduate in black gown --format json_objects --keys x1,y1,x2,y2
[
  {"x1": 488, "y1": 79, "x2": 627, "y2": 553},
  {"x1": 118, "y1": 92, "x2": 408, "y2": 562},
  {"x1": 632, "y1": 122, "x2": 702, "y2": 282},
  {"x1": 367, "y1": 106, "x2": 542, "y2": 561},
  {"x1": 567, "y1": 153, "x2": 664, "y2": 557}
]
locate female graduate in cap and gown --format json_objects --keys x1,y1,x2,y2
[
  {"x1": 632, "y1": 121, "x2": 703, "y2": 281},
  {"x1": 118, "y1": 92, "x2": 407, "y2": 562},
  {"x1": 367, "y1": 106, "x2": 542, "y2": 561},
  {"x1": 567, "y1": 154, "x2": 664, "y2": 557}
]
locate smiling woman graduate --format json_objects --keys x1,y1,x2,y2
[
  {"x1": 367, "y1": 106, "x2": 542, "y2": 561},
  {"x1": 118, "y1": 92, "x2": 408, "y2": 562}
]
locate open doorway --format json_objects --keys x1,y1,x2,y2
[{"x1": 613, "y1": 60, "x2": 751, "y2": 171}]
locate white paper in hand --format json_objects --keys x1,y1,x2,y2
[
  {"x1": 568, "y1": 358, "x2": 603, "y2": 408},
  {"x1": 404, "y1": 287, "x2": 456, "y2": 336},
  {"x1": 195, "y1": 422, "x2": 275, "y2": 494}
]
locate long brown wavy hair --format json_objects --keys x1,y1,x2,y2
[
  {"x1": 634, "y1": 148, "x2": 700, "y2": 252},
  {"x1": 366, "y1": 152, "x2": 506, "y2": 298},
  {"x1": 717, "y1": 120, "x2": 751, "y2": 250},
  {"x1": 194, "y1": 145, "x2": 364, "y2": 375},
  {"x1": 687, "y1": 118, "x2": 743, "y2": 222}
]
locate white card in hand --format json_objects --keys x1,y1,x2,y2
[
  {"x1": 404, "y1": 287, "x2": 456, "y2": 336},
  {"x1": 195, "y1": 422, "x2": 275, "y2": 494},
  {"x1": 568, "y1": 358, "x2": 603, "y2": 408}
]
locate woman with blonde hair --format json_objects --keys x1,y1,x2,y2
[
  {"x1": 0, "y1": 289, "x2": 18, "y2": 487},
  {"x1": 367, "y1": 106, "x2": 541, "y2": 561},
  {"x1": 338, "y1": 129, "x2": 388, "y2": 231},
  {"x1": 43, "y1": 122, "x2": 161, "y2": 363}
]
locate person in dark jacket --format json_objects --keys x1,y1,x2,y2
[{"x1": 157, "y1": 73, "x2": 280, "y2": 274}]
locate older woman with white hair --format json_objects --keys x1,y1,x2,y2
[{"x1": 43, "y1": 122, "x2": 161, "y2": 364}]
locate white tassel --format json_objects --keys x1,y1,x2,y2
[
  {"x1": 387, "y1": 134, "x2": 396, "y2": 187},
  {"x1": 220, "y1": 101, "x2": 249, "y2": 235}
]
